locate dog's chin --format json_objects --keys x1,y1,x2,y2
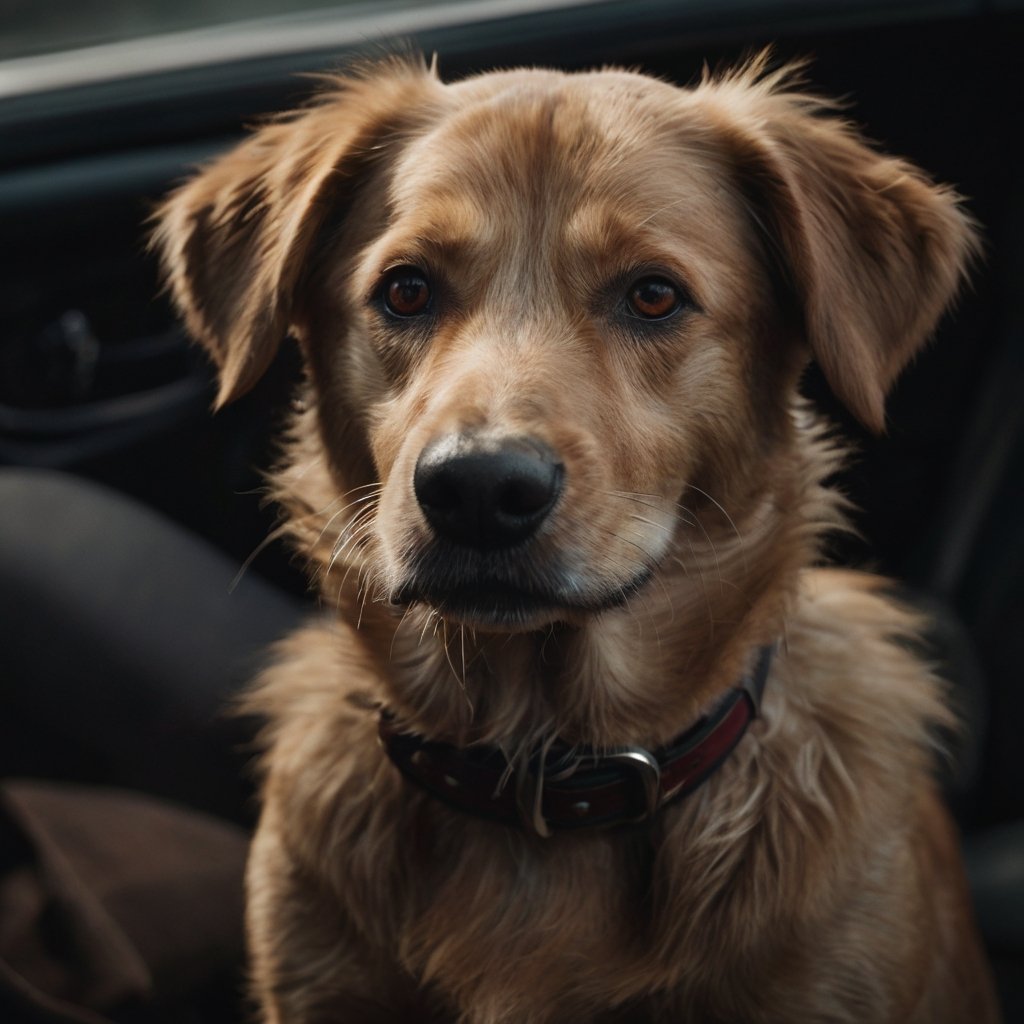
[{"x1": 390, "y1": 565, "x2": 654, "y2": 633}]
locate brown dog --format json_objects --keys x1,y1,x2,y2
[{"x1": 154, "y1": 53, "x2": 999, "y2": 1023}]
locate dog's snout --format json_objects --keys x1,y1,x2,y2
[{"x1": 414, "y1": 436, "x2": 563, "y2": 550}]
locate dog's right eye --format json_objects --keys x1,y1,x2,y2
[
  {"x1": 625, "y1": 277, "x2": 686, "y2": 321},
  {"x1": 381, "y1": 267, "x2": 432, "y2": 318}
]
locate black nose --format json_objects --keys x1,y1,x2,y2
[{"x1": 413, "y1": 436, "x2": 563, "y2": 550}]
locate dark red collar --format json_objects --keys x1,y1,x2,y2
[{"x1": 379, "y1": 645, "x2": 774, "y2": 837}]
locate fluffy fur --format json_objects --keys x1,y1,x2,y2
[{"x1": 154, "y1": 53, "x2": 998, "y2": 1022}]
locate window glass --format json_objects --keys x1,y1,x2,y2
[{"x1": 1, "y1": 0, "x2": 460, "y2": 61}]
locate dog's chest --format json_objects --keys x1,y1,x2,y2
[{"x1": 340, "y1": 765, "x2": 664, "y2": 1017}]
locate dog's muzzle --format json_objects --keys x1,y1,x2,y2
[{"x1": 396, "y1": 432, "x2": 653, "y2": 627}]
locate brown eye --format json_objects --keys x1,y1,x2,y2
[
  {"x1": 383, "y1": 267, "x2": 431, "y2": 317},
  {"x1": 626, "y1": 277, "x2": 684, "y2": 320}
]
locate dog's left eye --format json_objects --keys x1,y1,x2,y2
[
  {"x1": 381, "y1": 267, "x2": 432, "y2": 318},
  {"x1": 625, "y1": 277, "x2": 686, "y2": 320}
]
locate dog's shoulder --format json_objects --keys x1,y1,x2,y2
[
  {"x1": 242, "y1": 619, "x2": 386, "y2": 799},
  {"x1": 762, "y1": 567, "x2": 953, "y2": 791}
]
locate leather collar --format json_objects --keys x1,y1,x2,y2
[{"x1": 379, "y1": 645, "x2": 774, "y2": 837}]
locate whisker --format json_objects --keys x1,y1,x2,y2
[
  {"x1": 315, "y1": 487, "x2": 382, "y2": 550},
  {"x1": 389, "y1": 603, "x2": 416, "y2": 663},
  {"x1": 681, "y1": 483, "x2": 745, "y2": 549},
  {"x1": 607, "y1": 488, "x2": 662, "y2": 500},
  {"x1": 419, "y1": 609, "x2": 436, "y2": 647},
  {"x1": 686, "y1": 508, "x2": 725, "y2": 598},
  {"x1": 231, "y1": 486, "x2": 377, "y2": 592},
  {"x1": 328, "y1": 505, "x2": 378, "y2": 560},
  {"x1": 325, "y1": 517, "x2": 377, "y2": 583},
  {"x1": 440, "y1": 620, "x2": 462, "y2": 686},
  {"x1": 228, "y1": 522, "x2": 293, "y2": 593},
  {"x1": 356, "y1": 577, "x2": 370, "y2": 630}
]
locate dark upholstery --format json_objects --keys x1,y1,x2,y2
[{"x1": 0, "y1": 468, "x2": 305, "y2": 822}]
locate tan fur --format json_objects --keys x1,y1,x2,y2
[{"x1": 154, "y1": 52, "x2": 998, "y2": 1023}]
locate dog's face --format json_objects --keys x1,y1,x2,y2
[
  {"x1": 322, "y1": 70, "x2": 798, "y2": 632},
  {"x1": 155, "y1": 56, "x2": 975, "y2": 645}
]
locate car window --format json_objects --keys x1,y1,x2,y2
[
  {"x1": 1, "y1": 0, "x2": 472, "y2": 60},
  {"x1": 0, "y1": 0, "x2": 597, "y2": 99}
]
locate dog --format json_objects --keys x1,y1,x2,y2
[{"x1": 153, "y1": 52, "x2": 1000, "y2": 1023}]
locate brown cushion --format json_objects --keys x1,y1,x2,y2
[{"x1": 0, "y1": 780, "x2": 248, "y2": 1023}]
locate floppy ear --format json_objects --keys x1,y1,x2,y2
[
  {"x1": 152, "y1": 58, "x2": 440, "y2": 408},
  {"x1": 702, "y1": 58, "x2": 980, "y2": 432}
]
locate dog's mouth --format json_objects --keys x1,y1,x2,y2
[{"x1": 390, "y1": 547, "x2": 654, "y2": 631}]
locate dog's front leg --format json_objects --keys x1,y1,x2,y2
[{"x1": 246, "y1": 808, "x2": 444, "y2": 1024}]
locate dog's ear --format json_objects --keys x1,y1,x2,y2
[
  {"x1": 152, "y1": 58, "x2": 439, "y2": 408},
  {"x1": 703, "y1": 57, "x2": 980, "y2": 433}
]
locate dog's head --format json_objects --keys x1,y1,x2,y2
[{"x1": 154, "y1": 54, "x2": 976, "y2": 647}]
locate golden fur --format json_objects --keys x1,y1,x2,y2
[{"x1": 154, "y1": 53, "x2": 999, "y2": 1022}]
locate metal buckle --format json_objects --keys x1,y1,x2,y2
[
  {"x1": 604, "y1": 746, "x2": 662, "y2": 825},
  {"x1": 515, "y1": 745, "x2": 662, "y2": 837}
]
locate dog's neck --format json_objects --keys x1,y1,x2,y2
[
  {"x1": 275, "y1": 398, "x2": 844, "y2": 755},
  {"x1": 376, "y1": 493, "x2": 795, "y2": 754}
]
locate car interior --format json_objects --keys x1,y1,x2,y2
[{"x1": 1, "y1": 0, "x2": 1022, "y2": 1019}]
